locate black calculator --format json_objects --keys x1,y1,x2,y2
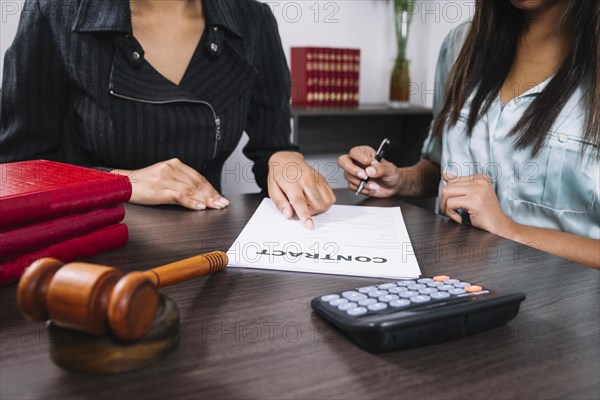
[{"x1": 311, "y1": 275, "x2": 526, "y2": 352}]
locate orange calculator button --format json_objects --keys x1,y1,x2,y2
[
  {"x1": 465, "y1": 285, "x2": 483, "y2": 293},
  {"x1": 433, "y1": 276, "x2": 450, "y2": 282}
]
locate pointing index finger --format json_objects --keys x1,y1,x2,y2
[{"x1": 288, "y1": 193, "x2": 314, "y2": 230}]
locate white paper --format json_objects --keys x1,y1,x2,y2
[{"x1": 227, "y1": 199, "x2": 421, "y2": 279}]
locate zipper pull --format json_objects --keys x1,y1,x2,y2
[
  {"x1": 215, "y1": 117, "x2": 222, "y2": 140},
  {"x1": 212, "y1": 116, "x2": 222, "y2": 160}
]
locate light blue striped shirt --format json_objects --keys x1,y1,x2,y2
[{"x1": 421, "y1": 22, "x2": 599, "y2": 239}]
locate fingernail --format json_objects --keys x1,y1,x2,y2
[
  {"x1": 196, "y1": 203, "x2": 206, "y2": 210},
  {"x1": 445, "y1": 173, "x2": 457, "y2": 180},
  {"x1": 305, "y1": 219, "x2": 315, "y2": 230},
  {"x1": 283, "y1": 208, "x2": 292, "y2": 219},
  {"x1": 366, "y1": 166, "x2": 376, "y2": 177},
  {"x1": 368, "y1": 183, "x2": 379, "y2": 192},
  {"x1": 221, "y1": 197, "x2": 230, "y2": 206},
  {"x1": 357, "y1": 170, "x2": 367, "y2": 179},
  {"x1": 213, "y1": 199, "x2": 225, "y2": 208}
]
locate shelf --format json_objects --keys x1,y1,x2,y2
[{"x1": 291, "y1": 103, "x2": 432, "y2": 117}]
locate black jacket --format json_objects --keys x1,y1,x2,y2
[{"x1": 0, "y1": 0, "x2": 297, "y2": 191}]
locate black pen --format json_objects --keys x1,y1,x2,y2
[{"x1": 356, "y1": 138, "x2": 390, "y2": 195}]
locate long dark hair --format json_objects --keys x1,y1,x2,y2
[{"x1": 432, "y1": 0, "x2": 599, "y2": 158}]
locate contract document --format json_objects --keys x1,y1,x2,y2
[{"x1": 227, "y1": 199, "x2": 421, "y2": 279}]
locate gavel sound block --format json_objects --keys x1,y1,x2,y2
[
  {"x1": 17, "y1": 251, "x2": 228, "y2": 341},
  {"x1": 46, "y1": 294, "x2": 179, "y2": 374}
]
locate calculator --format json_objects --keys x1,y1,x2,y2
[{"x1": 311, "y1": 276, "x2": 526, "y2": 352}]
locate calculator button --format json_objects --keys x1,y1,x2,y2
[
  {"x1": 448, "y1": 288, "x2": 466, "y2": 295},
  {"x1": 410, "y1": 295, "x2": 431, "y2": 304},
  {"x1": 407, "y1": 284, "x2": 426, "y2": 291},
  {"x1": 454, "y1": 282, "x2": 471, "y2": 288},
  {"x1": 444, "y1": 279, "x2": 460, "y2": 285},
  {"x1": 396, "y1": 280, "x2": 416, "y2": 286},
  {"x1": 358, "y1": 286, "x2": 378, "y2": 294},
  {"x1": 358, "y1": 298, "x2": 377, "y2": 306},
  {"x1": 347, "y1": 307, "x2": 368, "y2": 316},
  {"x1": 419, "y1": 288, "x2": 437, "y2": 295},
  {"x1": 465, "y1": 285, "x2": 483, "y2": 293},
  {"x1": 438, "y1": 285, "x2": 455, "y2": 291},
  {"x1": 367, "y1": 302, "x2": 388, "y2": 311},
  {"x1": 430, "y1": 291, "x2": 451, "y2": 300},
  {"x1": 342, "y1": 291, "x2": 367, "y2": 301},
  {"x1": 338, "y1": 302, "x2": 358, "y2": 311},
  {"x1": 388, "y1": 287, "x2": 409, "y2": 294},
  {"x1": 378, "y1": 283, "x2": 396, "y2": 290},
  {"x1": 398, "y1": 291, "x2": 418, "y2": 299},
  {"x1": 368, "y1": 290, "x2": 389, "y2": 298},
  {"x1": 378, "y1": 294, "x2": 400, "y2": 303},
  {"x1": 329, "y1": 298, "x2": 349, "y2": 306},
  {"x1": 417, "y1": 278, "x2": 434, "y2": 284},
  {"x1": 427, "y1": 281, "x2": 443, "y2": 287},
  {"x1": 433, "y1": 275, "x2": 450, "y2": 282},
  {"x1": 389, "y1": 299, "x2": 411, "y2": 308},
  {"x1": 321, "y1": 294, "x2": 340, "y2": 302}
]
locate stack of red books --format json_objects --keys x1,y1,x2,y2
[
  {"x1": 0, "y1": 160, "x2": 132, "y2": 285},
  {"x1": 291, "y1": 47, "x2": 361, "y2": 107}
]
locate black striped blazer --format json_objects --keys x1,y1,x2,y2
[{"x1": 0, "y1": 0, "x2": 297, "y2": 191}]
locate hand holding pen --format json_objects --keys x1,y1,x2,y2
[
  {"x1": 337, "y1": 138, "x2": 403, "y2": 198},
  {"x1": 356, "y1": 138, "x2": 390, "y2": 195}
]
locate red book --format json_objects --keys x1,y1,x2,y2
[
  {"x1": 324, "y1": 48, "x2": 334, "y2": 107},
  {"x1": 314, "y1": 49, "x2": 325, "y2": 107},
  {"x1": 333, "y1": 48, "x2": 343, "y2": 107},
  {"x1": 0, "y1": 160, "x2": 132, "y2": 229},
  {"x1": 351, "y1": 49, "x2": 361, "y2": 106},
  {"x1": 0, "y1": 223, "x2": 129, "y2": 285},
  {"x1": 342, "y1": 49, "x2": 353, "y2": 107},
  {"x1": 0, "y1": 205, "x2": 126, "y2": 259},
  {"x1": 291, "y1": 47, "x2": 317, "y2": 106}
]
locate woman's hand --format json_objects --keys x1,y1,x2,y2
[
  {"x1": 337, "y1": 146, "x2": 402, "y2": 197},
  {"x1": 111, "y1": 158, "x2": 230, "y2": 210},
  {"x1": 440, "y1": 173, "x2": 516, "y2": 236},
  {"x1": 440, "y1": 173, "x2": 600, "y2": 268},
  {"x1": 268, "y1": 151, "x2": 336, "y2": 229}
]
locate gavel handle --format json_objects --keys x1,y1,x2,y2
[{"x1": 142, "y1": 251, "x2": 228, "y2": 288}]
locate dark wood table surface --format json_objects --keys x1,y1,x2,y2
[{"x1": 1, "y1": 190, "x2": 599, "y2": 399}]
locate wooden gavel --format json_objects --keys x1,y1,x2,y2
[{"x1": 17, "y1": 251, "x2": 228, "y2": 341}]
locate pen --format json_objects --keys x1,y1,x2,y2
[{"x1": 356, "y1": 138, "x2": 391, "y2": 195}]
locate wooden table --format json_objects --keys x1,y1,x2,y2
[{"x1": 1, "y1": 190, "x2": 599, "y2": 399}]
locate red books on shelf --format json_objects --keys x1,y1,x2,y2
[
  {"x1": 291, "y1": 47, "x2": 361, "y2": 107},
  {"x1": 0, "y1": 160, "x2": 132, "y2": 229},
  {"x1": 0, "y1": 223, "x2": 129, "y2": 285},
  {"x1": 0, "y1": 205, "x2": 126, "y2": 258}
]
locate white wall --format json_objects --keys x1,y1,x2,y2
[{"x1": 0, "y1": 0, "x2": 474, "y2": 194}]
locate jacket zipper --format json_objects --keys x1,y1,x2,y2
[{"x1": 109, "y1": 90, "x2": 222, "y2": 160}]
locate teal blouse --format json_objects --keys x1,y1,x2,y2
[{"x1": 421, "y1": 22, "x2": 599, "y2": 239}]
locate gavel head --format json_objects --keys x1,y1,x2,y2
[{"x1": 17, "y1": 258, "x2": 159, "y2": 341}]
